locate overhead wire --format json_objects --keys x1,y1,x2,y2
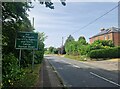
[{"x1": 63, "y1": 2, "x2": 120, "y2": 38}]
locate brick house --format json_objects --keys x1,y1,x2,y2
[{"x1": 89, "y1": 27, "x2": 120, "y2": 46}]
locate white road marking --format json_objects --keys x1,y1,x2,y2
[
  {"x1": 68, "y1": 63, "x2": 72, "y2": 65},
  {"x1": 90, "y1": 72, "x2": 120, "y2": 87},
  {"x1": 73, "y1": 65, "x2": 80, "y2": 68},
  {"x1": 61, "y1": 60, "x2": 72, "y2": 65},
  {"x1": 65, "y1": 62, "x2": 71, "y2": 64}
]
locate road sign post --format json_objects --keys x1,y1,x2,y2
[
  {"x1": 19, "y1": 49, "x2": 21, "y2": 68},
  {"x1": 32, "y1": 50, "x2": 35, "y2": 71},
  {"x1": 15, "y1": 32, "x2": 38, "y2": 69}
]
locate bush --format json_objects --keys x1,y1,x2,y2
[
  {"x1": 90, "y1": 40, "x2": 114, "y2": 51},
  {"x1": 2, "y1": 53, "x2": 24, "y2": 87},
  {"x1": 34, "y1": 51, "x2": 44, "y2": 64},
  {"x1": 89, "y1": 47, "x2": 120, "y2": 58}
]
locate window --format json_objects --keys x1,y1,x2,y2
[{"x1": 104, "y1": 34, "x2": 106, "y2": 40}]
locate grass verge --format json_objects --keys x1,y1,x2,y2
[
  {"x1": 64, "y1": 55, "x2": 88, "y2": 61},
  {"x1": 64, "y1": 55, "x2": 120, "y2": 62},
  {"x1": 14, "y1": 64, "x2": 41, "y2": 87}
]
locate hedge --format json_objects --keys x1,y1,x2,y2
[{"x1": 89, "y1": 47, "x2": 120, "y2": 58}]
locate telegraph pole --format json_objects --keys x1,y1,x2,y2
[
  {"x1": 118, "y1": 1, "x2": 120, "y2": 28},
  {"x1": 33, "y1": 17, "x2": 34, "y2": 28},
  {"x1": 61, "y1": 37, "x2": 64, "y2": 54}
]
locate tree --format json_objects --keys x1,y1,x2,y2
[
  {"x1": 2, "y1": 1, "x2": 66, "y2": 87},
  {"x1": 65, "y1": 35, "x2": 74, "y2": 44},
  {"x1": 34, "y1": 32, "x2": 47, "y2": 64},
  {"x1": 90, "y1": 40, "x2": 114, "y2": 51},
  {"x1": 48, "y1": 46, "x2": 54, "y2": 54},
  {"x1": 38, "y1": 0, "x2": 66, "y2": 9},
  {"x1": 2, "y1": 2, "x2": 33, "y2": 57},
  {"x1": 77, "y1": 36, "x2": 89, "y2": 55},
  {"x1": 78, "y1": 36, "x2": 87, "y2": 45},
  {"x1": 65, "y1": 35, "x2": 75, "y2": 55}
]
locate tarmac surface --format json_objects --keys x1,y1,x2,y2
[{"x1": 45, "y1": 55, "x2": 120, "y2": 89}]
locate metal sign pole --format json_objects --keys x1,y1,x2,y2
[
  {"x1": 32, "y1": 17, "x2": 35, "y2": 71},
  {"x1": 19, "y1": 49, "x2": 21, "y2": 68},
  {"x1": 32, "y1": 49, "x2": 35, "y2": 71}
]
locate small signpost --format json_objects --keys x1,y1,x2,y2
[{"x1": 15, "y1": 32, "x2": 38, "y2": 70}]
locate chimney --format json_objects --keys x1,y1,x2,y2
[{"x1": 100, "y1": 28, "x2": 105, "y2": 32}]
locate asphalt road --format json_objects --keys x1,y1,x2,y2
[{"x1": 45, "y1": 55, "x2": 119, "y2": 88}]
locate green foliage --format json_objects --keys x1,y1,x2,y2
[
  {"x1": 13, "y1": 64, "x2": 41, "y2": 87},
  {"x1": 53, "y1": 48, "x2": 59, "y2": 54},
  {"x1": 89, "y1": 47, "x2": 120, "y2": 58},
  {"x1": 2, "y1": 2, "x2": 33, "y2": 56},
  {"x1": 2, "y1": 1, "x2": 66, "y2": 88},
  {"x1": 78, "y1": 36, "x2": 87, "y2": 45},
  {"x1": 78, "y1": 45, "x2": 91, "y2": 55},
  {"x1": 90, "y1": 40, "x2": 114, "y2": 50},
  {"x1": 34, "y1": 32, "x2": 46, "y2": 64},
  {"x1": 65, "y1": 35, "x2": 75, "y2": 55},
  {"x1": 65, "y1": 35, "x2": 74, "y2": 46},
  {"x1": 45, "y1": 46, "x2": 59, "y2": 54},
  {"x1": 64, "y1": 36, "x2": 117, "y2": 59},
  {"x1": 65, "y1": 36, "x2": 88, "y2": 56},
  {"x1": 2, "y1": 53, "x2": 24, "y2": 87},
  {"x1": 2, "y1": 2, "x2": 47, "y2": 87},
  {"x1": 35, "y1": 42, "x2": 45, "y2": 64},
  {"x1": 48, "y1": 46, "x2": 55, "y2": 54},
  {"x1": 39, "y1": 0, "x2": 66, "y2": 9}
]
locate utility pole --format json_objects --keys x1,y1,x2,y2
[
  {"x1": 118, "y1": 1, "x2": 120, "y2": 28},
  {"x1": 33, "y1": 17, "x2": 34, "y2": 27},
  {"x1": 61, "y1": 37, "x2": 64, "y2": 54}
]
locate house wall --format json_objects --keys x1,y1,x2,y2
[
  {"x1": 113, "y1": 32, "x2": 120, "y2": 46},
  {"x1": 89, "y1": 32, "x2": 120, "y2": 46},
  {"x1": 90, "y1": 33, "x2": 113, "y2": 44}
]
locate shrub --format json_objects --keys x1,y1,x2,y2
[
  {"x1": 90, "y1": 40, "x2": 114, "y2": 51},
  {"x1": 89, "y1": 47, "x2": 120, "y2": 58},
  {"x1": 2, "y1": 53, "x2": 24, "y2": 87}
]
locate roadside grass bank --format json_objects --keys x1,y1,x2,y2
[
  {"x1": 64, "y1": 55, "x2": 89, "y2": 61},
  {"x1": 64, "y1": 55, "x2": 120, "y2": 62},
  {"x1": 13, "y1": 64, "x2": 41, "y2": 87}
]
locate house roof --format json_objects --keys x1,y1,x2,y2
[{"x1": 89, "y1": 27, "x2": 120, "y2": 39}]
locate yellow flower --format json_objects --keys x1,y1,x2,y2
[
  {"x1": 1, "y1": 83, "x2": 3, "y2": 87},
  {"x1": 8, "y1": 80, "x2": 10, "y2": 83}
]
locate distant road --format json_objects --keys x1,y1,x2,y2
[{"x1": 45, "y1": 55, "x2": 119, "y2": 88}]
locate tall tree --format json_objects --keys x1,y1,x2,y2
[
  {"x1": 2, "y1": 2, "x2": 33, "y2": 56},
  {"x1": 65, "y1": 35, "x2": 74, "y2": 45},
  {"x1": 78, "y1": 36, "x2": 87, "y2": 45},
  {"x1": 64, "y1": 35, "x2": 75, "y2": 55},
  {"x1": 38, "y1": 0, "x2": 66, "y2": 9}
]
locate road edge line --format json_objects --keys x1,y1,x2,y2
[{"x1": 46, "y1": 59, "x2": 69, "y2": 89}]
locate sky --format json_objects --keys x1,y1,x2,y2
[{"x1": 28, "y1": 1, "x2": 118, "y2": 48}]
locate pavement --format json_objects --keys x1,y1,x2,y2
[
  {"x1": 45, "y1": 55, "x2": 120, "y2": 88},
  {"x1": 38, "y1": 58, "x2": 64, "y2": 89}
]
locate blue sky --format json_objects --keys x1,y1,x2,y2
[{"x1": 28, "y1": 1, "x2": 118, "y2": 48}]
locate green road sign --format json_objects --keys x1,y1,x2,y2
[{"x1": 15, "y1": 32, "x2": 38, "y2": 49}]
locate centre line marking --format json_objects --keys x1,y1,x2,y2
[
  {"x1": 68, "y1": 63, "x2": 72, "y2": 65},
  {"x1": 73, "y1": 65, "x2": 80, "y2": 68},
  {"x1": 90, "y1": 72, "x2": 120, "y2": 87}
]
